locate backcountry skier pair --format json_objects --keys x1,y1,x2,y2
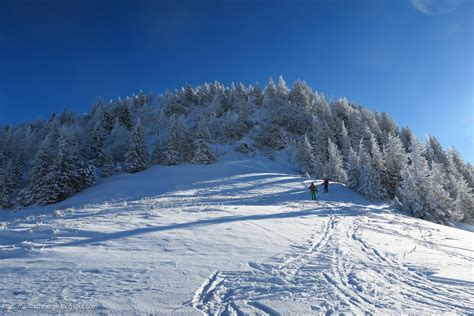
[{"x1": 308, "y1": 179, "x2": 329, "y2": 201}]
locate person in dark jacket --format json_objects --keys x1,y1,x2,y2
[
  {"x1": 308, "y1": 182, "x2": 318, "y2": 200},
  {"x1": 323, "y1": 178, "x2": 329, "y2": 193}
]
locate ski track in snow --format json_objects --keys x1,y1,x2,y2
[
  {"x1": 0, "y1": 158, "x2": 473, "y2": 314},
  {"x1": 191, "y1": 204, "x2": 474, "y2": 315}
]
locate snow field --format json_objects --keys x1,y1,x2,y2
[{"x1": 0, "y1": 157, "x2": 473, "y2": 314}]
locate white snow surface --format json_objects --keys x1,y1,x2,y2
[{"x1": 0, "y1": 156, "x2": 473, "y2": 315}]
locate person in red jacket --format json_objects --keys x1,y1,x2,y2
[{"x1": 308, "y1": 182, "x2": 318, "y2": 200}]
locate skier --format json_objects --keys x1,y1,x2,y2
[
  {"x1": 308, "y1": 182, "x2": 318, "y2": 201},
  {"x1": 323, "y1": 178, "x2": 329, "y2": 193}
]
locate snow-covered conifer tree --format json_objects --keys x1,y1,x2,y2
[
  {"x1": 423, "y1": 162, "x2": 456, "y2": 224},
  {"x1": 255, "y1": 123, "x2": 287, "y2": 150},
  {"x1": 448, "y1": 147, "x2": 474, "y2": 188},
  {"x1": 40, "y1": 132, "x2": 95, "y2": 205},
  {"x1": 247, "y1": 84, "x2": 264, "y2": 108},
  {"x1": 182, "y1": 84, "x2": 198, "y2": 107},
  {"x1": 88, "y1": 122, "x2": 106, "y2": 165},
  {"x1": 399, "y1": 167, "x2": 424, "y2": 217},
  {"x1": 18, "y1": 137, "x2": 53, "y2": 206},
  {"x1": 289, "y1": 80, "x2": 312, "y2": 110},
  {"x1": 102, "y1": 153, "x2": 118, "y2": 177},
  {"x1": 277, "y1": 76, "x2": 289, "y2": 101},
  {"x1": 346, "y1": 147, "x2": 360, "y2": 191},
  {"x1": 297, "y1": 135, "x2": 315, "y2": 175},
  {"x1": 369, "y1": 133, "x2": 388, "y2": 196},
  {"x1": 162, "y1": 115, "x2": 180, "y2": 165},
  {"x1": 452, "y1": 176, "x2": 474, "y2": 222},
  {"x1": 324, "y1": 139, "x2": 347, "y2": 184},
  {"x1": 105, "y1": 118, "x2": 131, "y2": 162},
  {"x1": 310, "y1": 116, "x2": 329, "y2": 165},
  {"x1": 114, "y1": 99, "x2": 132, "y2": 129},
  {"x1": 337, "y1": 120, "x2": 351, "y2": 164},
  {"x1": 424, "y1": 135, "x2": 449, "y2": 168},
  {"x1": 191, "y1": 119, "x2": 216, "y2": 164},
  {"x1": 383, "y1": 134, "x2": 408, "y2": 199},
  {"x1": 263, "y1": 77, "x2": 278, "y2": 109},
  {"x1": 399, "y1": 142, "x2": 431, "y2": 219},
  {"x1": 376, "y1": 112, "x2": 398, "y2": 138},
  {"x1": 125, "y1": 120, "x2": 148, "y2": 173},
  {"x1": 0, "y1": 159, "x2": 19, "y2": 208},
  {"x1": 151, "y1": 141, "x2": 163, "y2": 165},
  {"x1": 211, "y1": 89, "x2": 229, "y2": 116},
  {"x1": 400, "y1": 127, "x2": 416, "y2": 153},
  {"x1": 357, "y1": 140, "x2": 387, "y2": 200}
]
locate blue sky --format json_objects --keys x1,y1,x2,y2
[{"x1": 0, "y1": 0, "x2": 472, "y2": 161}]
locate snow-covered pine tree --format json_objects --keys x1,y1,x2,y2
[
  {"x1": 113, "y1": 99, "x2": 132, "y2": 129},
  {"x1": 125, "y1": 120, "x2": 148, "y2": 173},
  {"x1": 151, "y1": 141, "x2": 163, "y2": 165},
  {"x1": 0, "y1": 159, "x2": 19, "y2": 208},
  {"x1": 400, "y1": 127, "x2": 416, "y2": 153},
  {"x1": 263, "y1": 77, "x2": 278, "y2": 109},
  {"x1": 272, "y1": 80, "x2": 312, "y2": 135},
  {"x1": 289, "y1": 80, "x2": 312, "y2": 110},
  {"x1": 88, "y1": 121, "x2": 106, "y2": 166},
  {"x1": 383, "y1": 133, "x2": 408, "y2": 199},
  {"x1": 337, "y1": 120, "x2": 351, "y2": 165},
  {"x1": 424, "y1": 162, "x2": 456, "y2": 225},
  {"x1": 441, "y1": 153, "x2": 474, "y2": 222},
  {"x1": 40, "y1": 132, "x2": 95, "y2": 205},
  {"x1": 346, "y1": 147, "x2": 360, "y2": 191},
  {"x1": 255, "y1": 123, "x2": 287, "y2": 150},
  {"x1": 102, "y1": 153, "x2": 119, "y2": 177},
  {"x1": 182, "y1": 83, "x2": 198, "y2": 107},
  {"x1": 191, "y1": 119, "x2": 216, "y2": 164},
  {"x1": 235, "y1": 90, "x2": 254, "y2": 137},
  {"x1": 357, "y1": 140, "x2": 387, "y2": 200},
  {"x1": 247, "y1": 83, "x2": 264, "y2": 108},
  {"x1": 277, "y1": 75, "x2": 289, "y2": 101},
  {"x1": 345, "y1": 110, "x2": 363, "y2": 149},
  {"x1": 18, "y1": 137, "x2": 53, "y2": 206},
  {"x1": 448, "y1": 147, "x2": 474, "y2": 188},
  {"x1": 230, "y1": 82, "x2": 247, "y2": 111},
  {"x1": 399, "y1": 140, "x2": 427, "y2": 216},
  {"x1": 133, "y1": 89, "x2": 150, "y2": 109},
  {"x1": 369, "y1": 133, "x2": 389, "y2": 199},
  {"x1": 297, "y1": 135, "x2": 315, "y2": 175},
  {"x1": 105, "y1": 118, "x2": 131, "y2": 163},
  {"x1": 163, "y1": 92, "x2": 188, "y2": 117},
  {"x1": 452, "y1": 176, "x2": 474, "y2": 222},
  {"x1": 424, "y1": 135, "x2": 449, "y2": 168},
  {"x1": 399, "y1": 166, "x2": 424, "y2": 218},
  {"x1": 324, "y1": 139, "x2": 347, "y2": 184},
  {"x1": 162, "y1": 115, "x2": 180, "y2": 165},
  {"x1": 376, "y1": 112, "x2": 399, "y2": 138},
  {"x1": 310, "y1": 116, "x2": 329, "y2": 166},
  {"x1": 211, "y1": 88, "x2": 229, "y2": 117},
  {"x1": 198, "y1": 82, "x2": 213, "y2": 106}
]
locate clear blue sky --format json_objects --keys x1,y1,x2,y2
[{"x1": 0, "y1": 0, "x2": 472, "y2": 161}]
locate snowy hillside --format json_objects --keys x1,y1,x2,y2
[
  {"x1": 1, "y1": 156, "x2": 472, "y2": 314},
  {"x1": 2, "y1": 78, "x2": 473, "y2": 227}
]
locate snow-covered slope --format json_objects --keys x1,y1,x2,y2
[{"x1": 0, "y1": 157, "x2": 473, "y2": 315}]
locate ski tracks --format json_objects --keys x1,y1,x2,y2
[
  {"x1": 191, "y1": 207, "x2": 474, "y2": 315},
  {"x1": 191, "y1": 213, "x2": 345, "y2": 315},
  {"x1": 349, "y1": 220, "x2": 473, "y2": 313}
]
